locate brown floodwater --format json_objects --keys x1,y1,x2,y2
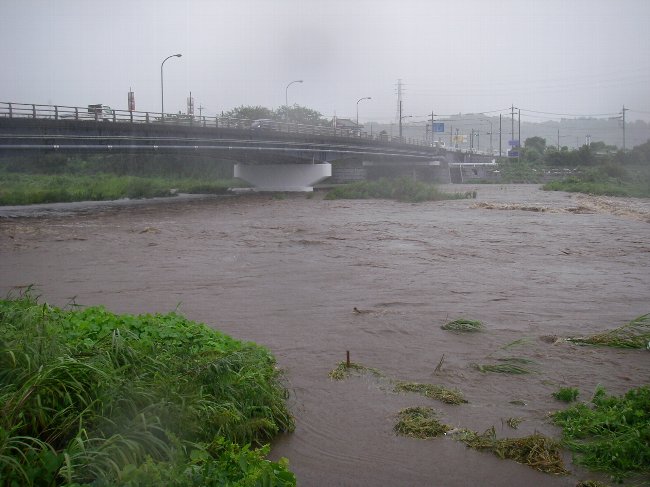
[{"x1": 1, "y1": 184, "x2": 649, "y2": 486}]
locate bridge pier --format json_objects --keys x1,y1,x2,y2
[{"x1": 234, "y1": 163, "x2": 332, "y2": 192}]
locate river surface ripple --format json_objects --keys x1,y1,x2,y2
[{"x1": 1, "y1": 184, "x2": 649, "y2": 486}]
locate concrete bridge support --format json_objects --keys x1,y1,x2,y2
[{"x1": 234, "y1": 163, "x2": 332, "y2": 192}]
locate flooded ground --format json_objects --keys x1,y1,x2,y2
[{"x1": 1, "y1": 184, "x2": 649, "y2": 486}]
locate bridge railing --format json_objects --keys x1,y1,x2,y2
[{"x1": 0, "y1": 101, "x2": 436, "y2": 149}]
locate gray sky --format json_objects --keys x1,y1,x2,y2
[{"x1": 2, "y1": 0, "x2": 649, "y2": 123}]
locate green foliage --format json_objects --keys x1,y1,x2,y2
[
  {"x1": 0, "y1": 294, "x2": 295, "y2": 486},
  {"x1": 524, "y1": 136, "x2": 547, "y2": 155},
  {"x1": 223, "y1": 105, "x2": 275, "y2": 121},
  {"x1": 552, "y1": 386, "x2": 650, "y2": 480},
  {"x1": 325, "y1": 177, "x2": 470, "y2": 203},
  {"x1": 496, "y1": 159, "x2": 542, "y2": 183},
  {"x1": 553, "y1": 387, "x2": 580, "y2": 403},
  {"x1": 441, "y1": 318, "x2": 484, "y2": 333},
  {"x1": 275, "y1": 105, "x2": 330, "y2": 126},
  {"x1": 394, "y1": 407, "x2": 451, "y2": 439}
]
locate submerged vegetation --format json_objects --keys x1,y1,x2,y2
[
  {"x1": 457, "y1": 427, "x2": 569, "y2": 475},
  {"x1": 327, "y1": 361, "x2": 384, "y2": 381},
  {"x1": 393, "y1": 381, "x2": 467, "y2": 405},
  {"x1": 325, "y1": 177, "x2": 472, "y2": 203},
  {"x1": 471, "y1": 357, "x2": 536, "y2": 375},
  {"x1": 394, "y1": 407, "x2": 451, "y2": 439},
  {"x1": 567, "y1": 313, "x2": 650, "y2": 349},
  {"x1": 553, "y1": 387, "x2": 580, "y2": 403},
  {"x1": 552, "y1": 386, "x2": 650, "y2": 480},
  {"x1": 441, "y1": 318, "x2": 485, "y2": 333},
  {"x1": 0, "y1": 293, "x2": 295, "y2": 486}
]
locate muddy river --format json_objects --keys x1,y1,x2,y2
[{"x1": 1, "y1": 184, "x2": 649, "y2": 486}]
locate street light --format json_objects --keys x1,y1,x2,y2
[
  {"x1": 160, "y1": 53, "x2": 182, "y2": 118},
  {"x1": 356, "y1": 96, "x2": 371, "y2": 128},
  {"x1": 285, "y1": 80, "x2": 303, "y2": 108},
  {"x1": 284, "y1": 80, "x2": 303, "y2": 122}
]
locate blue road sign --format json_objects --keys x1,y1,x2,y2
[
  {"x1": 508, "y1": 150, "x2": 519, "y2": 158},
  {"x1": 508, "y1": 139, "x2": 520, "y2": 147},
  {"x1": 433, "y1": 122, "x2": 445, "y2": 133}
]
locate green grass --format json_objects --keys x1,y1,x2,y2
[
  {"x1": 325, "y1": 177, "x2": 471, "y2": 203},
  {"x1": 441, "y1": 318, "x2": 485, "y2": 333},
  {"x1": 543, "y1": 179, "x2": 650, "y2": 197},
  {"x1": 0, "y1": 293, "x2": 295, "y2": 486},
  {"x1": 393, "y1": 381, "x2": 467, "y2": 405},
  {"x1": 553, "y1": 387, "x2": 580, "y2": 403},
  {"x1": 552, "y1": 386, "x2": 650, "y2": 481},
  {"x1": 567, "y1": 313, "x2": 650, "y2": 349},
  {"x1": 394, "y1": 407, "x2": 451, "y2": 439},
  {"x1": 0, "y1": 173, "x2": 244, "y2": 205}
]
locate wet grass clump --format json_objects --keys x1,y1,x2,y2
[
  {"x1": 0, "y1": 293, "x2": 295, "y2": 486},
  {"x1": 394, "y1": 407, "x2": 451, "y2": 439},
  {"x1": 471, "y1": 357, "x2": 536, "y2": 374},
  {"x1": 553, "y1": 387, "x2": 580, "y2": 403},
  {"x1": 393, "y1": 381, "x2": 467, "y2": 405},
  {"x1": 441, "y1": 318, "x2": 485, "y2": 333},
  {"x1": 325, "y1": 177, "x2": 470, "y2": 203},
  {"x1": 552, "y1": 386, "x2": 650, "y2": 481},
  {"x1": 567, "y1": 313, "x2": 650, "y2": 349},
  {"x1": 506, "y1": 417, "x2": 523, "y2": 429},
  {"x1": 328, "y1": 361, "x2": 384, "y2": 381},
  {"x1": 457, "y1": 427, "x2": 569, "y2": 475}
]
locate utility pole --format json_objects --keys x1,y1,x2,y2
[
  {"x1": 622, "y1": 105, "x2": 628, "y2": 152},
  {"x1": 399, "y1": 99, "x2": 402, "y2": 139},
  {"x1": 511, "y1": 104, "x2": 515, "y2": 155},
  {"x1": 518, "y1": 108, "x2": 521, "y2": 148},
  {"x1": 557, "y1": 129, "x2": 560, "y2": 150},
  {"x1": 499, "y1": 114, "x2": 502, "y2": 157}
]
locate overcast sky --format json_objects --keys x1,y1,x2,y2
[{"x1": 2, "y1": 0, "x2": 649, "y2": 123}]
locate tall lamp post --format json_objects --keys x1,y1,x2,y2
[
  {"x1": 160, "y1": 53, "x2": 182, "y2": 118},
  {"x1": 285, "y1": 80, "x2": 303, "y2": 107},
  {"x1": 356, "y1": 96, "x2": 371, "y2": 128}
]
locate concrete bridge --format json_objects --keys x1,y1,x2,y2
[{"x1": 0, "y1": 102, "x2": 495, "y2": 190}]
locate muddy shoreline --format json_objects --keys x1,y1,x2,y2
[{"x1": 1, "y1": 184, "x2": 649, "y2": 486}]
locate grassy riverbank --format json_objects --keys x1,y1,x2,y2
[
  {"x1": 0, "y1": 293, "x2": 295, "y2": 486},
  {"x1": 325, "y1": 178, "x2": 474, "y2": 203},
  {"x1": 543, "y1": 177, "x2": 650, "y2": 198},
  {"x1": 0, "y1": 173, "x2": 244, "y2": 205}
]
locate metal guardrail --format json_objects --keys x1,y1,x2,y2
[{"x1": 0, "y1": 101, "x2": 434, "y2": 148}]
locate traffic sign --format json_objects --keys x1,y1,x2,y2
[
  {"x1": 508, "y1": 140, "x2": 520, "y2": 147},
  {"x1": 433, "y1": 122, "x2": 445, "y2": 133}
]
